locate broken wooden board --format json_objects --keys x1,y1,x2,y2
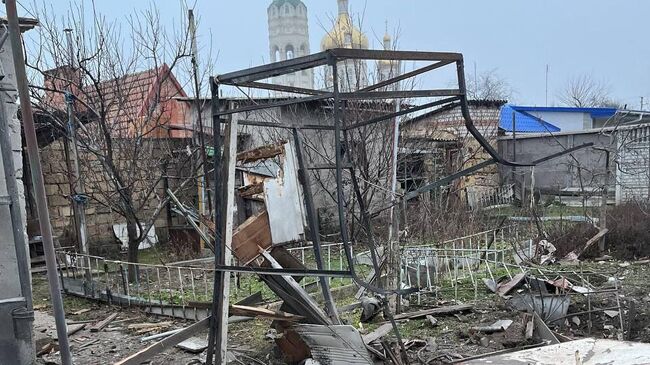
[
  {"x1": 496, "y1": 273, "x2": 526, "y2": 297},
  {"x1": 238, "y1": 182, "x2": 264, "y2": 198},
  {"x1": 53, "y1": 324, "x2": 85, "y2": 340},
  {"x1": 232, "y1": 210, "x2": 272, "y2": 264},
  {"x1": 127, "y1": 321, "x2": 172, "y2": 329},
  {"x1": 567, "y1": 228, "x2": 609, "y2": 259},
  {"x1": 89, "y1": 312, "x2": 118, "y2": 332},
  {"x1": 362, "y1": 323, "x2": 393, "y2": 344},
  {"x1": 393, "y1": 304, "x2": 473, "y2": 321},
  {"x1": 229, "y1": 305, "x2": 304, "y2": 322},
  {"x1": 237, "y1": 142, "x2": 285, "y2": 164},
  {"x1": 114, "y1": 317, "x2": 209, "y2": 365}
]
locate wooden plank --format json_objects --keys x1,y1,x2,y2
[
  {"x1": 238, "y1": 182, "x2": 264, "y2": 198},
  {"x1": 114, "y1": 317, "x2": 209, "y2": 365},
  {"x1": 362, "y1": 323, "x2": 393, "y2": 344},
  {"x1": 237, "y1": 142, "x2": 285, "y2": 164},
  {"x1": 213, "y1": 116, "x2": 239, "y2": 364},
  {"x1": 231, "y1": 210, "x2": 272, "y2": 264},
  {"x1": 574, "y1": 229, "x2": 609, "y2": 258},
  {"x1": 229, "y1": 305, "x2": 304, "y2": 322},
  {"x1": 392, "y1": 304, "x2": 473, "y2": 321},
  {"x1": 89, "y1": 312, "x2": 118, "y2": 332}
]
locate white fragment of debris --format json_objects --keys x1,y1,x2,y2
[
  {"x1": 571, "y1": 316, "x2": 581, "y2": 326},
  {"x1": 604, "y1": 310, "x2": 620, "y2": 318}
]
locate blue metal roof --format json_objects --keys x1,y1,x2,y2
[
  {"x1": 512, "y1": 106, "x2": 617, "y2": 119},
  {"x1": 500, "y1": 105, "x2": 561, "y2": 133}
]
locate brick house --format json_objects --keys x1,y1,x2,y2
[
  {"x1": 29, "y1": 64, "x2": 197, "y2": 251},
  {"x1": 400, "y1": 100, "x2": 506, "y2": 208}
]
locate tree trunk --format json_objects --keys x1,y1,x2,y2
[{"x1": 126, "y1": 218, "x2": 139, "y2": 282}]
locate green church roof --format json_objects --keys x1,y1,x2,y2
[{"x1": 270, "y1": 0, "x2": 304, "y2": 7}]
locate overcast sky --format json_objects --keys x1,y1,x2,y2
[{"x1": 16, "y1": 0, "x2": 650, "y2": 107}]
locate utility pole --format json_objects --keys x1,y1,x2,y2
[
  {"x1": 189, "y1": 9, "x2": 211, "y2": 234},
  {"x1": 595, "y1": 148, "x2": 610, "y2": 254},
  {"x1": 545, "y1": 64, "x2": 549, "y2": 107},
  {"x1": 641, "y1": 96, "x2": 644, "y2": 111},
  {"x1": 4, "y1": 1, "x2": 72, "y2": 364},
  {"x1": 64, "y1": 28, "x2": 90, "y2": 282}
]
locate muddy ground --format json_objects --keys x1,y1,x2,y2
[{"x1": 32, "y1": 258, "x2": 650, "y2": 364}]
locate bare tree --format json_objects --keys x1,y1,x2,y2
[
  {"x1": 466, "y1": 68, "x2": 512, "y2": 101},
  {"x1": 27, "y1": 2, "x2": 197, "y2": 275},
  {"x1": 559, "y1": 74, "x2": 619, "y2": 108}
]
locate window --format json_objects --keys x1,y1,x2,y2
[
  {"x1": 272, "y1": 46, "x2": 280, "y2": 62},
  {"x1": 285, "y1": 44, "x2": 294, "y2": 60}
]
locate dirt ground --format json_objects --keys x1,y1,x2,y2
[{"x1": 32, "y1": 257, "x2": 650, "y2": 364}]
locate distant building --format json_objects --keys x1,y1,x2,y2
[
  {"x1": 267, "y1": 0, "x2": 313, "y2": 91},
  {"x1": 401, "y1": 100, "x2": 507, "y2": 208},
  {"x1": 34, "y1": 65, "x2": 194, "y2": 248},
  {"x1": 320, "y1": 0, "x2": 370, "y2": 90},
  {"x1": 376, "y1": 31, "x2": 400, "y2": 91},
  {"x1": 500, "y1": 105, "x2": 620, "y2": 133},
  {"x1": 498, "y1": 109, "x2": 650, "y2": 205}
]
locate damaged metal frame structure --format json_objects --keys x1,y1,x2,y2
[
  {"x1": 203, "y1": 48, "x2": 496, "y2": 364},
  {"x1": 201, "y1": 48, "x2": 593, "y2": 364}
]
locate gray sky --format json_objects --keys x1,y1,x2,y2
[{"x1": 19, "y1": 0, "x2": 650, "y2": 107}]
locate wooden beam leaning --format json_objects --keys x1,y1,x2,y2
[{"x1": 213, "y1": 116, "x2": 239, "y2": 364}]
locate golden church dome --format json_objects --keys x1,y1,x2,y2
[{"x1": 320, "y1": 0, "x2": 369, "y2": 51}]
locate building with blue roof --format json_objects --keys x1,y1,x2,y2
[{"x1": 500, "y1": 105, "x2": 618, "y2": 133}]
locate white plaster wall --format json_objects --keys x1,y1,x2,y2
[{"x1": 528, "y1": 111, "x2": 590, "y2": 132}]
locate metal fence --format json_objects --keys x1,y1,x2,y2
[
  {"x1": 400, "y1": 223, "x2": 525, "y2": 303},
  {"x1": 53, "y1": 242, "x2": 350, "y2": 320}
]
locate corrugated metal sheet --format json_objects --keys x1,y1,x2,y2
[
  {"x1": 292, "y1": 325, "x2": 373, "y2": 365},
  {"x1": 500, "y1": 105, "x2": 561, "y2": 133}
]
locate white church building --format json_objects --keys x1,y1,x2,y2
[{"x1": 267, "y1": 0, "x2": 400, "y2": 92}]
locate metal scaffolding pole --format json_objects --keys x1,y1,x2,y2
[{"x1": 4, "y1": 1, "x2": 72, "y2": 364}]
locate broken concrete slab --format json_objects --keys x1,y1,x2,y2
[{"x1": 176, "y1": 337, "x2": 208, "y2": 354}]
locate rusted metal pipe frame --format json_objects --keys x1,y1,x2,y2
[
  {"x1": 213, "y1": 89, "x2": 461, "y2": 117},
  {"x1": 216, "y1": 48, "x2": 463, "y2": 85},
  {"x1": 208, "y1": 49, "x2": 512, "y2": 295}
]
